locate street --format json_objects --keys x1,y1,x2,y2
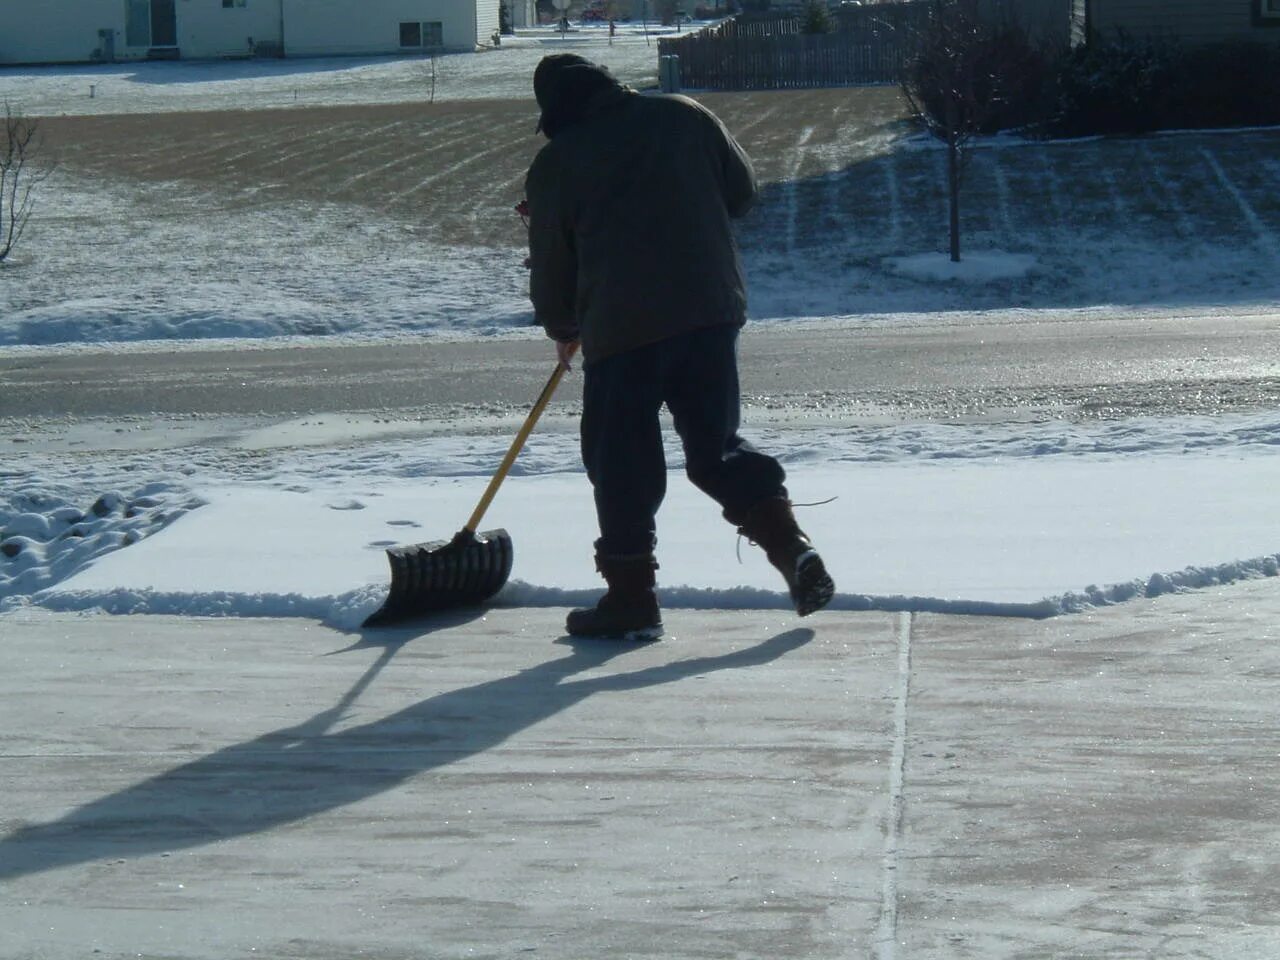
[{"x1": 4, "y1": 310, "x2": 1279, "y2": 454}]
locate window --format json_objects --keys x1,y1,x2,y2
[
  {"x1": 400, "y1": 21, "x2": 444, "y2": 48},
  {"x1": 222, "y1": 0, "x2": 247, "y2": 7},
  {"x1": 1264, "y1": 0, "x2": 1280, "y2": 17}
]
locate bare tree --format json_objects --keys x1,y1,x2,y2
[
  {"x1": 900, "y1": 0, "x2": 1030, "y2": 262},
  {"x1": 1, "y1": 103, "x2": 52, "y2": 263}
]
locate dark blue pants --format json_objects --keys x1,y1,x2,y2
[{"x1": 581, "y1": 324, "x2": 787, "y2": 556}]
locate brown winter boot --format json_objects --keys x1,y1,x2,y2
[
  {"x1": 736, "y1": 498, "x2": 835, "y2": 616},
  {"x1": 565, "y1": 554, "x2": 663, "y2": 641}
]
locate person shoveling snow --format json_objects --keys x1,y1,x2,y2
[{"x1": 524, "y1": 53, "x2": 835, "y2": 641}]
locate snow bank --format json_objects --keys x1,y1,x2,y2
[{"x1": 0, "y1": 485, "x2": 203, "y2": 602}]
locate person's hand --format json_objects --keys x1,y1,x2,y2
[{"x1": 556, "y1": 339, "x2": 580, "y2": 371}]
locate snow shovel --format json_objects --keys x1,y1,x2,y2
[{"x1": 362, "y1": 349, "x2": 576, "y2": 628}]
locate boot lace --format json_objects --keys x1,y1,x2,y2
[{"x1": 735, "y1": 496, "x2": 837, "y2": 563}]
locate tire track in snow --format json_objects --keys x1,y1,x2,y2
[
  {"x1": 935, "y1": 150, "x2": 951, "y2": 228},
  {"x1": 730, "y1": 104, "x2": 799, "y2": 255},
  {"x1": 989, "y1": 153, "x2": 1016, "y2": 243},
  {"x1": 812, "y1": 101, "x2": 863, "y2": 255},
  {"x1": 728, "y1": 101, "x2": 783, "y2": 141},
  {"x1": 323, "y1": 116, "x2": 475, "y2": 190},
  {"x1": 1139, "y1": 141, "x2": 1196, "y2": 243},
  {"x1": 1202, "y1": 146, "x2": 1280, "y2": 263},
  {"x1": 463, "y1": 166, "x2": 535, "y2": 245},
  {"x1": 325, "y1": 115, "x2": 494, "y2": 192},
  {"x1": 1035, "y1": 146, "x2": 1070, "y2": 247},
  {"x1": 102, "y1": 127, "x2": 245, "y2": 172},
  {"x1": 1096, "y1": 161, "x2": 1131, "y2": 223},
  {"x1": 883, "y1": 152, "x2": 904, "y2": 252},
  {"x1": 130, "y1": 120, "x2": 322, "y2": 177},
  {"x1": 175, "y1": 118, "x2": 374, "y2": 182},
  {"x1": 818, "y1": 157, "x2": 846, "y2": 237},
  {"x1": 251, "y1": 119, "x2": 404, "y2": 176},
  {"x1": 383, "y1": 129, "x2": 533, "y2": 206},
  {"x1": 154, "y1": 124, "x2": 338, "y2": 181},
  {"x1": 279, "y1": 119, "x2": 416, "y2": 185},
  {"x1": 115, "y1": 122, "x2": 290, "y2": 173},
  {"x1": 784, "y1": 125, "x2": 815, "y2": 252}
]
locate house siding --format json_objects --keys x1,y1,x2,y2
[
  {"x1": 475, "y1": 0, "x2": 500, "y2": 45},
  {"x1": 981, "y1": 0, "x2": 1080, "y2": 45},
  {"x1": 1091, "y1": 0, "x2": 1273, "y2": 45},
  {"x1": 0, "y1": 0, "x2": 485, "y2": 65},
  {"x1": 180, "y1": 2, "x2": 284, "y2": 59},
  {"x1": 0, "y1": 0, "x2": 132, "y2": 64},
  {"x1": 282, "y1": 0, "x2": 482, "y2": 56}
]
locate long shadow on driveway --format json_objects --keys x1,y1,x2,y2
[{"x1": 0, "y1": 627, "x2": 814, "y2": 881}]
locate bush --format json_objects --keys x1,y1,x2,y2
[
  {"x1": 1046, "y1": 34, "x2": 1280, "y2": 137},
  {"x1": 972, "y1": 21, "x2": 1056, "y2": 133},
  {"x1": 1048, "y1": 31, "x2": 1180, "y2": 136}
]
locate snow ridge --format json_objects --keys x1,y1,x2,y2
[{"x1": 23, "y1": 554, "x2": 1280, "y2": 635}]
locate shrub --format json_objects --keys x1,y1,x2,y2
[
  {"x1": 1048, "y1": 30, "x2": 1180, "y2": 137},
  {"x1": 1045, "y1": 34, "x2": 1280, "y2": 137}
]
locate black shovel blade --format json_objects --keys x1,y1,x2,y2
[{"x1": 361, "y1": 528, "x2": 513, "y2": 628}]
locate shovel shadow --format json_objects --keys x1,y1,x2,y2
[{"x1": 0, "y1": 627, "x2": 814, "y2": 882}]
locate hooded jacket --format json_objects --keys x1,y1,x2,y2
[{"x1": 524, "y1": 56, "x2": 757, "y2": 365}]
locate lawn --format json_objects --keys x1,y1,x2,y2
[{"x1": 7, "y1": 85, "x2": 1280, "y2": 346}]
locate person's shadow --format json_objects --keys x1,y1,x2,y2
[{"x1": 0, "y1": 626, "x2": 814, "y2": 881}]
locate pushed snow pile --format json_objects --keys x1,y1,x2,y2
[{"x1": 1, "y1": 485, "x2": 203, "y2": 606}]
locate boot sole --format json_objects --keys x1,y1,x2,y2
[
  {"x1": 793, "y1": 551, "x2": 835, "y2": 617},
  {"x1": 567, "y1": 624, "x2": 664, "y2": 642},
  {"x1": 565, "y1": 616, "x2": 665, "y2": 647}
]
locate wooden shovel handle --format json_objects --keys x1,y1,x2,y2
[{"x1": 463, "y1": 344, "x2": 578, "y2": 534}]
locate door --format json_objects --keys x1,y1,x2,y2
[
  {"x1": 151, "y1": 0, "x2": 177, "y2": 47},
  {"x1": 124, "y1": 0, "x2": 176, "y2": 48}
]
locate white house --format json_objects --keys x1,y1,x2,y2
[{"x1": 0, "y1": 0, "x2": 501, "y2": 65}]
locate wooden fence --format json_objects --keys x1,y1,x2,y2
[{"x1": 658, "y1": 2, "x2": 930, "y2": 90}]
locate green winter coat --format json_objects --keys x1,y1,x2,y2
[{"x1": 524, "y1": 88, "x2": 757, "y2": 366}]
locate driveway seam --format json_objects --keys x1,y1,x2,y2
[{"x1": 875, "y1": 610, "x2": 914, "y2": 959}]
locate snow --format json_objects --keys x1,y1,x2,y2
[
  {"x1": 883, "y1": 250, "x2": 1037, "y2": 282},
  {"x1": 6, "y1": 412, "x2": 1280, "y2": 631},
  {"x1": 2, "y1": 33, "x2": 1279, "y2": 632}
]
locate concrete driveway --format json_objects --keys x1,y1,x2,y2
[{"x1": 3, "y1": 579, "x2": 1278, "y2": 958}]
